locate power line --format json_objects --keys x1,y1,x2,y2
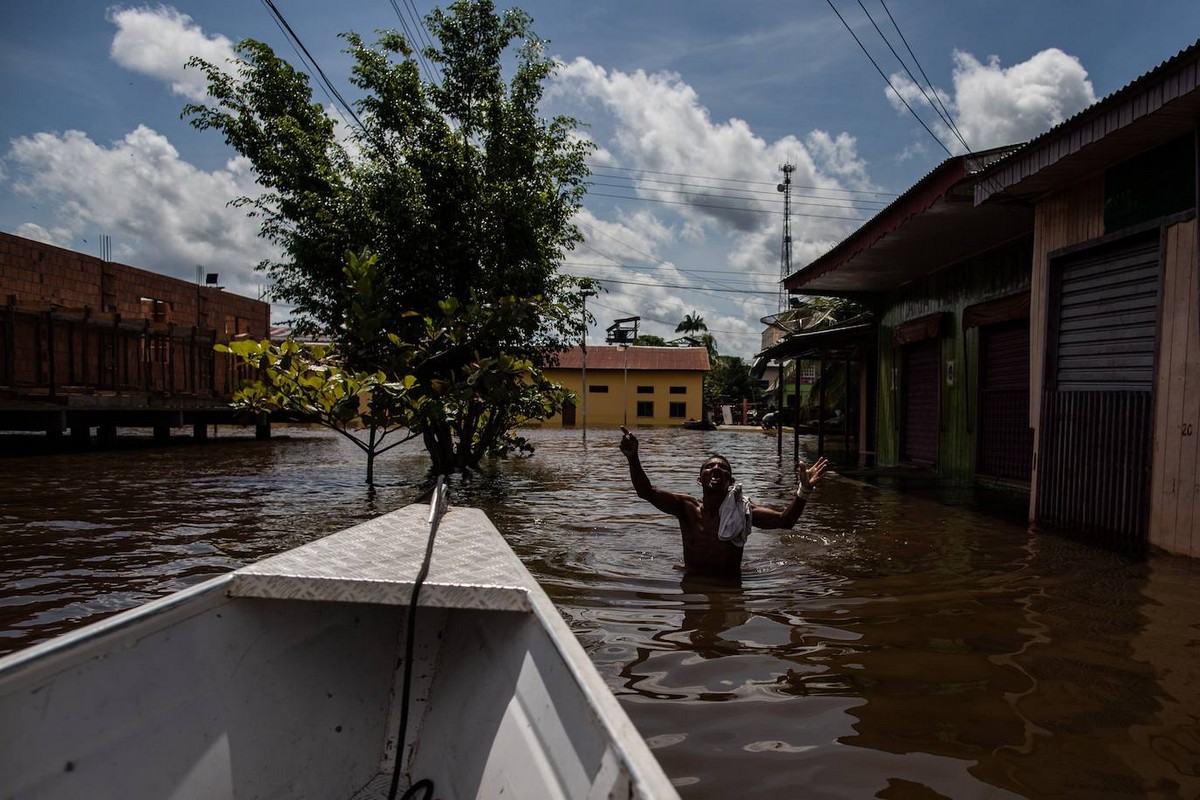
[
  {"x1": 878, "y1": 0, "x2": 969, "y2": 151},
  {"x1": 855, "y1": 0, "x2": 969, "y2": 153},
  {"x1": 259, "y1": 0, "x2": 365, "y2": 133},
  {"x1": 823, "y1": 0, "x2": 952, "y2": 156},
  {"x1": 387, "y1": 0, "x2": 439, "y2": 85},
  {"x1": 586, "y1": 190, "x2": 863, "y2": 222},
  {"x1": 578, "y1": 223, "x2": 757, "y2": 296},
  {"x1": 566, "y1": 265, "x2": 778, "y2": 292},
  {"x1": 564, "y1": 275, "x2": 777, "y2": 295},
  {"x1": 587, "y1": 163, "x2": 900, "y2": 198},
  {"x1": 563, "y1": 260, "x2": 780, "y2": 277},
  {"x1": 586, "y1": 179, "x2": 890, "y2": 212}
]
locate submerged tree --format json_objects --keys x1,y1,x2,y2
[{"x1": 186, "y1": 0, "x2": 592, "y2": 473}]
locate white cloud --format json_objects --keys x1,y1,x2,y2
[
  {"x1": 551, "y1": 57, "x2": 867, "y2": 237},
  {"x1": 108, "y1": 5, "x2": 237, "y2": 100},
  {"x1": 889, "y1": 47, "x2": 1097, "y2": 154},
  {"x1": 548, "y1": 57, "x2": 875, "y2": 355},
  {"x1": 5, "y1": 126, "x2": 277, "y2": 299}
]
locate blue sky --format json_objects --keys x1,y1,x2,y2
[{"x1": 2, "y1": 1, "x2": 1198, "y2": 358}]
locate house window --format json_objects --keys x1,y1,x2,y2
[
  {"x1": 669, "y1": 386, "x2": 687, "y2": 394},
  {"x1": 637, "y1": 385, "x2": 654, "y2": 394},
  {"x1": 636, "y1": 401, "x2": 654, "y2": 418},
  {"x1": 1104, "y1": 132, "x2": 1195, "y2": 233},
  {"x1": 589, "y1": 385, "x2": 609, "y2": 393},
  {"x1": 669, "y1": 402, "x2": 687, "y2": 418}
]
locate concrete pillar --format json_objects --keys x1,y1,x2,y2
[
  {"x1": 193, "y1": 422, "x2": 209, "y2": 441},
  {"x1": 153, "y1": 425, "x2": 171, "y2": 444},
  {"x1": 97, "y1": 425, "x2": 118, "y2": 447},
  {"x1": 71, "y1": 426, "x2": 92, "y2": 447},
  {"x1": 255, "y1": 416, "x2": 271, "y2": 440}
]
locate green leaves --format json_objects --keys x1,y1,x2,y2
[{"x1": 189, "y1": 2, "x2": 597, "y2": 474}]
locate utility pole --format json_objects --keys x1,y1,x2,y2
[
  {"x1": 581, "y1": 289, "x2": 595, "y2": 440},
  {"x1": 776, "y1": 163, "x2": 795, "y2": 441},
  {"x1": 777, "y1": 163, "x2": 795, "y2": 313}
]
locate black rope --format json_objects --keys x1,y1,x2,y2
[{"x1": 387, "y1": 477, "x2": 449, "y2": 800}]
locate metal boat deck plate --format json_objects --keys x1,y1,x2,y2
[{"x1": 230, "y1": 506, "x2": 533, "y2": 612}]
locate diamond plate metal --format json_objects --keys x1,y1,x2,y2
[{"x1": 229, "y1": 505, "x2": 532, "y2": 612}]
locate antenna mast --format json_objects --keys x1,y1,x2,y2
[{"x1": 777, "y1": 163, "x2": 795, "y2": 312}]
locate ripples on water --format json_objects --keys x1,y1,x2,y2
[{"x1": 2, "y1": 426, "x2": 1198, "y2": 798}]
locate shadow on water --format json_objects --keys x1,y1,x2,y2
[{"x1": 2, "y1": 425, "x2": 1198, "y2": 798}]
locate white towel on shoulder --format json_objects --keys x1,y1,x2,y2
[{"x1": 717, "y1": 482, "x2": 752, "y2": 547}]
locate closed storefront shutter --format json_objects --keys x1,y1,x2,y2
[
  {"x1": 977, "y1": 319, "x2": 1032, "y2": 481},
  {"x1": 1038, "y1": 231, "x2": 1159, "y2": 549},
  {"x1": 901, "y1": 338, "x2": 940, "y2": 467},
  {"x1": 1054, "y1": 236, "x2": 1159, "y2": 390}
]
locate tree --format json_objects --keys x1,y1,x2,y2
[
  {"x1": 216, "y1": 338, "x2": 419, "y2": 486},
  {"x1": 218, "y1": 251, "x2": 576, "y2": 481},
  {"x1": 675, "y1": 312, "x2": 708, "y2": 335},
  {"x1": 706, "y1": 355, "x2": 761, "y2": 409},
  {"x1": 185, "y1": 1, "x2": 592, "y2": 472},
  {"x1": 632, "y1": 333, "x2": 667, "y2": 346}
]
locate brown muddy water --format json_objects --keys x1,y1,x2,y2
[{"x1": 1, "y1": 426, "x2": 1198, "y2": 798}]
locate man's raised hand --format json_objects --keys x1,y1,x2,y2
[
  {"x1": 797, "y1": 456, "x2": 830, "y2": 495},
  {"x1": 619, "y1": 425, "x2": 638, "y2": 458}
]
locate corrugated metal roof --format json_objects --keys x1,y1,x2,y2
[
  {"x1": 553, "y1": 345, "x2": 710, "y2": 371},
  {"x1": 782, "y1": 146, "x2": 1031, "y2": 295},
  {"x1": 976, "y1": 38, "x2": 1200, "y2": 203}
]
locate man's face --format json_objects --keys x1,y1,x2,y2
[{"x1": 699, "y1": 457, "x2": 733, "y2": 492}]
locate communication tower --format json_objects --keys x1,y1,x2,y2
[{"x1": 777, "y1": 163, "x2": 795, "y2": 312}]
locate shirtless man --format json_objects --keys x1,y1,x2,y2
[{"x1": 619, "y1": 425, "x2": 829, "y2": 578}]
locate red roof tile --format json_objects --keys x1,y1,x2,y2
[{"x1": 553, "y1": 345, "x2": 710, "y2": 372}]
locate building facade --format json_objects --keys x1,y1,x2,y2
[
  {"x1": 974, "y1": 40, "x2": 1200, "y2": 557},
  {"x1": 544, "y1": 345, "x2": 710, "y2": 427},
  {"x1": 0, "y1": 231, "x2": 270, "y2": 438}
]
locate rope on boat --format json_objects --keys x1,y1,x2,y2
[{"x1": 387, "y1": 476, "x2": 448, "y2": 800}]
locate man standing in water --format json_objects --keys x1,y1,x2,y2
[{"x1": 619, "y1": 426, "x2": 829, "y2": 578}]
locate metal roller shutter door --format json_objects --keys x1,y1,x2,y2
[
  {"x1": 901, "y1": 339, "x2": 939, "y2": 467},
  {"x1": 977, "y1": 319, "x2": 1032, "y2": 481},
  {"x1": 1037, "y1": 231, "x2": 1159, "y2": 549}
]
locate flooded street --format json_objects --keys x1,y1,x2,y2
[{"x1": 2, "y1": 426, "x2": 1198, "y2": 798}]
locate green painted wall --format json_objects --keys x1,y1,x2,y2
[{"x1": 875, "y1": 237, "x2": 1032, "y2": 481}]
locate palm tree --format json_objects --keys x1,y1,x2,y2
[{"x1": 675, "y1": 312, "x2": 707, "y2": 335}]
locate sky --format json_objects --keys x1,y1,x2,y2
[{"x1": 2, "y1": 2, "x2": 1198, "y2": 359}]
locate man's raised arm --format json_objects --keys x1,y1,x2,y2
[
  {"x1": 752, "y1": 457, "x2": 829, "y2": 529},
  {"x1": 620, "y1": 426, "x2": 688, "y2": 517}
]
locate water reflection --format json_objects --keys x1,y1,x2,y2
[{"x1": 1, "y1": 425, "x2": 1198, "y2": 798}]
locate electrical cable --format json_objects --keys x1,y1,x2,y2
[
  {"x1": 585, "y1": 163, "x2": 901, "y2": 198},
  {"x1": 386, "y1": 476, "x2": 449, "y2": 800},
  {"x1": 387, "y1": 0, "x2": 439, "y2": 85},
  {"x1": 878, "y1": 0, "x2": 970, "y2": 151},
  {"x1": 563, "y1": 260, "x2": 779, "y2": 277},
  {"x1": 855, "y1": 0, "x2": 968, "y2": 152},
  {"x1": 823, "y1": 0, "x2": 952, "y2": 156},
  {"x1": 259, "y1": 0, "x2": 365, "y2": 133},
  {"x1": 586, "y1": 190, "x2": 861, "y2": 221},
  {"x1": 585, "y1": 179, "x2": 889, "y2": 212},
  {"x1": 565, "y1": 274, "x2": 777, "y2": 294}
]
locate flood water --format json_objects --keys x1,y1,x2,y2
[{"x1": 2, "y1": 426, "x2": 1198, "y2": 798}]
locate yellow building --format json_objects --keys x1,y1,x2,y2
[{"x1": 544, "y1": 345, "x2": 710, "y2": 427}]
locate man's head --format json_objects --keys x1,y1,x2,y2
[{"x1": 698, "y1": 455, "x2": 734, "y2": 492}]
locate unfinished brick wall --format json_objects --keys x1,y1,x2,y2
[
  {"x1": 0, "y1": 232, "x2": 269, "y2": 336},
  {"x1": 0, "y1": 231, "x2": 269, "y2": 397}
]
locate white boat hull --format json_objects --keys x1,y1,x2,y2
[{"x1": 0, "y1": 506, "x2": 678, "y2": 800}]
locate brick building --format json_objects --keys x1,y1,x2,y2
[{"x1": 0, "y1": 231, "x2": 270, "y2": 439}]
